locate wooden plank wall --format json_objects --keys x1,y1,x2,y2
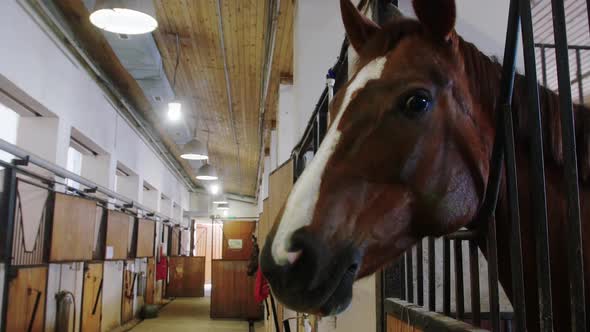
[
  {"x1": 169, "y1": 226, "x2": 180, "y2": 257},
  {"x1": 145, "y1": 258, "x2": 156, "y2": 304},
  {"x1": 210, "y1": 260, "x2": 263, "y2": 320},
  {"x1": 136, "y1": 219, "x2": 156, "y2": 258},
  {"x1": 81, "y1": 263, "x2": 103, "y2": 332},
  {"x1": 50, "y1": 193, "x2": 96, "y2": 262},
  {"x1": 387, "y1": 315, "x2": 424, "y2": 332},
  {"x1": 221, "y1": 221, "x2": 256, "y2": 260},
  {"x1": 268, "y1": 160, "x2": 294, "y2": 230},
  {"x1": 105, "y1": 211, "x2": 131, "y2": 260},
  {"x1": 166, "y1": 257, "x2": 206, "y2": 297},
  {"x1": 5, "y1": 267, "x2": 48, "y2": 332},
  {"x1": 263, "y1": 160, "x2": 294, "y2": 332},
  {"x1": 121, "y1": 268, "x2": 134, "y2": 324}
]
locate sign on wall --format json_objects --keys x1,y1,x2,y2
[{"x1": 228, "y1": 239, "x2": 243, "y2": 250}]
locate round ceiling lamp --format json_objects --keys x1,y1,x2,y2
[
  {"x1": 180, "y1": 138, "x2": 208, "y2": 161},
  {"x1": 196, "y1": 164, "x2": 218, "y2": 181},
  {"x1": 90, "y1": 0, "x2": 158, "y2": 35},
  {"x1": 212, "y1": 195, "x2": 228, "y2": 205},
  {"x1": 217, "y1": 203, "x2": 230, "y2": 210}
]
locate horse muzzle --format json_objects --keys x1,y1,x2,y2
[{"x1": 260, "y1": 227, "x2": 362, "y2": 315}]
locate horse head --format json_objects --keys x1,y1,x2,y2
[{"x1": 261, "y1": 0, "x2": 493, "y2": 316}]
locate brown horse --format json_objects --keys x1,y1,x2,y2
[{"x1": 260, "y1": 0, "x2": 590, "y2": 330}]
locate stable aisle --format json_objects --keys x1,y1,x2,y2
[{"x1": 131, "y1": 297, "x2": 264, "y2": 332}]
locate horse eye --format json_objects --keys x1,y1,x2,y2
[{"x1": 402, "y1": 92, "x2": 432, "y2": 116}]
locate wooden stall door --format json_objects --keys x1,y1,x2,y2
[
  {"x1": 211, "y1": 260, "x2": 263, "y2": 320},
  {"x1": 145, "y1": 258, "x2": 156, "y2": 304},
  {"x1": 6, "y1": 267, "x2": 48, "y2": 332},
  {"x1": 50, "y1": 193, "x2": 96, "y2": 261},
  {"x1": 121, "y1": 269, "x2": 134, "y2": 324},
  {"x1": 106, "y1": 211, "x2": 131, "y2": 260},
  {"x1": 136, "y1": 219, "x2": 156, "y2": 258},
  {"x1": 81, "y1": 263, "x2": 103, "y2": 332},
  {"x1": 167, "y1": 257, "x2": 205, "y2": 297}
]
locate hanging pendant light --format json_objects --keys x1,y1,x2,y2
[
  {"x1": 212, "y1": 195, "x2": 228, "y2": 205},
  {"x1": 90, "y1": 0, "x2": 158, "y2": 35},
  {"x1": 180, "y1": 138, "x2": 208, "y2": 160},
  {"x1": 196, "y1": 164, "x2": 218, "y2": 181}
]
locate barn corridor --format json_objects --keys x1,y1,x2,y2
[{"x1": 131, "y1": 298, "x2": 263, "y2": 332}]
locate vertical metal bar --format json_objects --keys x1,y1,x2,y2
[
  {"x1": 416, "y1": 240, "x2": 424, "y2": 306},
  {"x1": 406, "y1": 250, "x2": 414, "y2": 303},
  {"x1": 550, "y1": 1, "x2": 587, "y2": 330},
  {"x1": 443, "y1": 238, "x2": 451, "y2": 316},
  {"x1": 454, "y1": 240, "x2": 465, "y2": 320},
  {"x1": 400, "y1": 255, "x2": 406, "y2": 301},
  {"x1": 487, "y1": 217, "x2": 501, "y2": 332},
  {"x1": 541, "y1": 46, "x2": 548, "y2": 88},
  {"x1": 1, "y1": 167, "x2": 17, "y2": 332},
  {"x1": 469, "y1": 240, "x2": 481, "y2": 327},
  {"x1": 576, "y1": 49, "x2": 584, "y2": 104},
  {"x1": 499, "y1": 1, "x2": 527, "y2": 331},
  {"x1": 428, "y1": 237, "x2": 436, "y2": 312},
  {"x1": 519, "y1": 0, "x2": 554, "y2": 329}
]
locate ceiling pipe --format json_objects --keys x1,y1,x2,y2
[
  {"x1": 0, "y1": 137, "x2": 182, "y2": 223},
  {"x1": 24, "y1": 0, "x2": 197, "y2": 191},
  {"x1": 254, "y1": 0, "x2": 281, "y2": 202},
  {"x1": 215, "y1": 0, "x2": 243, "y2": 189}
]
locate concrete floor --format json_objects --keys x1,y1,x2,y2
[{"x1": 130, "y1": 297, "x2": 264, "y2": 332}]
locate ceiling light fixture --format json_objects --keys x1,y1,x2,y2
[
  {"x1": 196, "y1": 164, "x2": 218, "y2": 181},
  {"x1": 90, "y1": 0, "x2": 158, "y2": 35},
  {"x1": 209, "y1": 183, "x2": 220, "y2": 195},
  {"x1": 180, "y1": 137, "x2": 208, "y2": 160},
  {"x1": 167, "y1": 34, "x2": 182, "y2": 122},
  {"x1": 167, "y1": 101, "x2": 182, "y2": 121}
]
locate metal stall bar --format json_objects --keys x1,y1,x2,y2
[
  {"x1": 576, "y1": 50, "x2": 584, "y2": 104},
  {"x1": 499, "y1": 0, "x2": 527, "y2": 331},
  {"x1": 0, "y1": 138, "x2": 171, "y2": 223},
  {"x1": 453, "y1": 240, "x2": 465, "y2": 320},
  {"x1": 428, "y1": 237, "x2": 436, "y2": 312},
  {"x1": 0, "y1": 166, "x2": 18, "y2": 332},
  {"x1": 519, "y1": 0, "x2": 554, "y2": 330},
  {"x1": 406, "y1": 250, "x2": 414, "y2": 303},
  {"x1": 416, "y1": 241, "x2": 424, "y2": 307},
  {"x1": 487, "y1": 217, "x2": 501, "y2": 332},
  {"x1": 443, "y1": 238, "x2": 451, "y2": 316},
  {"x1": 468, "y1": 240, "x2": 481, "y2": 327},
  {"x1": 549, "y1": 1, "x2": 587, "y2": 330}
]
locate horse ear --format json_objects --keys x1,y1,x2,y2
[
  {"x1": 412, "y1": 0, "x2": 456, "y2": 42},
  {"x1": 340, "y1": 0, "x2": 381, "y2": 53}
]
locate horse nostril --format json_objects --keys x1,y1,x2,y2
[
  {"x1": 287, "y1": 250, "x2": 302, "y2": 265},
  {"x1": 346, "y1": 263, "x2": 358, "y2": 275}
]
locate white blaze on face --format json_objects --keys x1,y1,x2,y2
[{"x1": 271, "y1": 57, "x2": 388, "y2": 265}]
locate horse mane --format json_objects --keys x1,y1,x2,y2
[
  {"x1": 369, "y1": 18, "x2": 590, "y2": 184},
  {"x1": 458, "y1": 36, "x2": 590, "y2": 184}
]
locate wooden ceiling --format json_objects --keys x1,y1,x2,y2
[{"x1": 54, "y1": 0, "x2": 294, "y2": 197}]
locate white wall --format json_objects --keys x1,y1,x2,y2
[
  {"x1": 0, "y1": 104, "x2": 19, "y2": 163},
  {"x1": 102, "y1": 261, "x2": 124, "y2": 332}
]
